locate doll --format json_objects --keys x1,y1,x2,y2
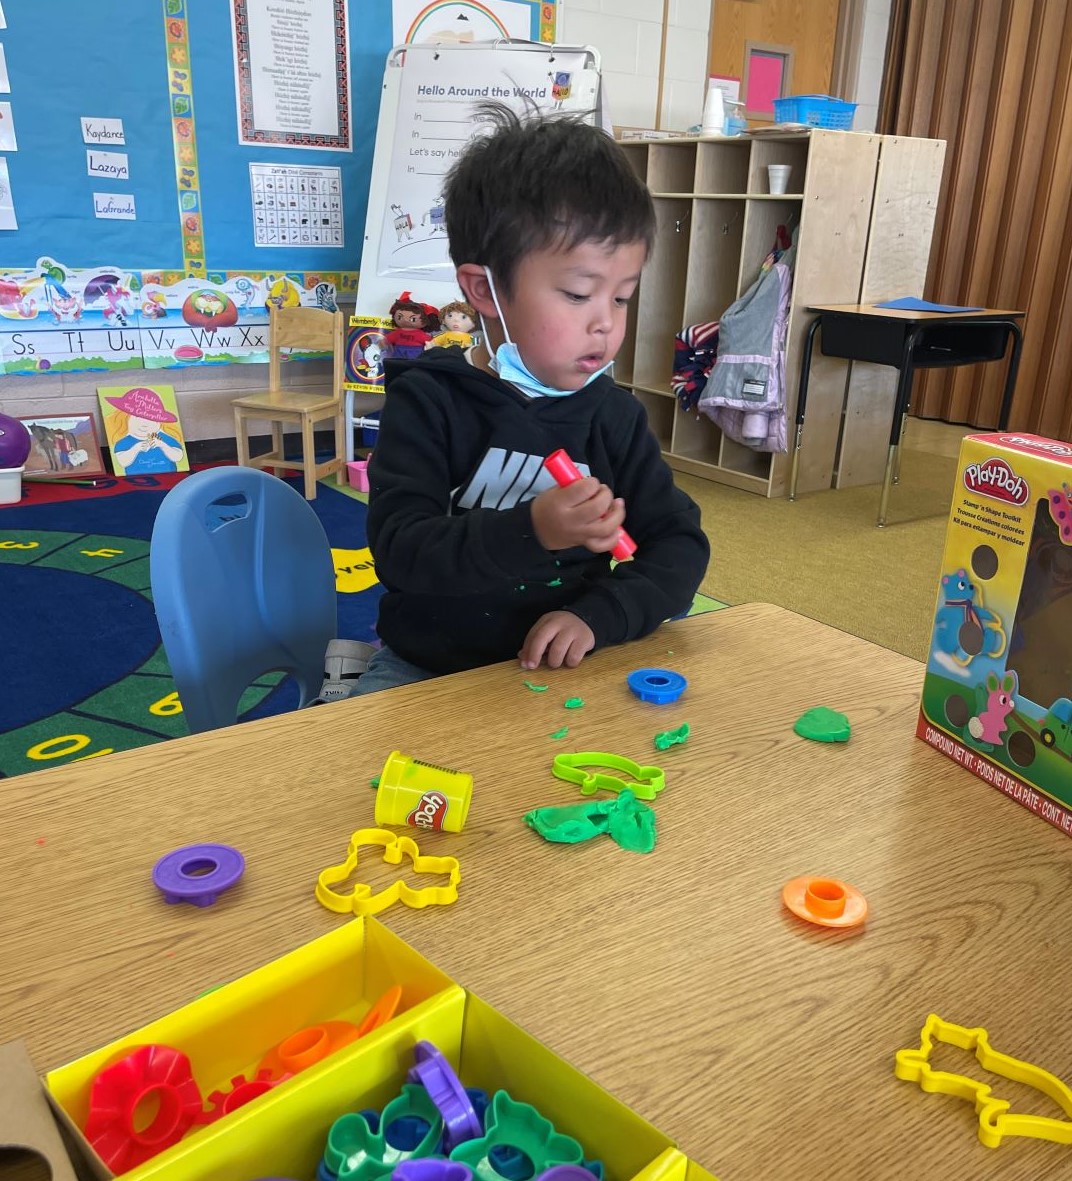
[
  {"x1": 383, "y1": 291, "x2": 439, "y2": 359},
  {"x1": 427, "y1": 300, "x2": 477, "y2": 350}
]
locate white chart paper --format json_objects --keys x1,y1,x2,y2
[
  {"x1": 0, "y1": 158, "x2": 16, "y2": 229},
  {"x1": 377, "y1": 46, "x2": 593, "y2": 279},
  {"x1": 0, "y1": 102, "x2": 16, "y2": 152}
]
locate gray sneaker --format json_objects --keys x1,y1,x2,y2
[{"x1": 317, "y1": 639, "x2": 378, "y2": 702}]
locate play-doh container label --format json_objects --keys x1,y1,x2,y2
[{"x1": 375, "y1": 750, "x2": 472, "y2": 832}]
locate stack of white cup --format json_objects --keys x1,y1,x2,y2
[
  {"x1": 767, "y1": 164, "x2": 792, "y2": 194},
  {"x1": 701, "y1": 87, "x2": 725, "y2": 136}
]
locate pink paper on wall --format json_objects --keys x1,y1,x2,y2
[{"x1": 746, "y1": 52, "x2": 786, "y2": 115}]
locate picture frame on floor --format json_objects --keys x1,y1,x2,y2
[{"x1": 17, "y1": 413, "x2": 107, "y2": 478}]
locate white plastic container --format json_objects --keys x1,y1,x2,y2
[{"x1": 0, "y1": 465, "x2": 24, "y2": 505}]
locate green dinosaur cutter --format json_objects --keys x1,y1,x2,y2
[
  {"x1": 449, "y1": 1091, "x2": 583, "y2": 1181},
  {"x1": 325, "y1": 1084, "x2": 443, "y2": 1181}
]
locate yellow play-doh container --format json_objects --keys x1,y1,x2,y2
[{"x1": 375, "y1": 750, "x2": 473, "y2": 833}]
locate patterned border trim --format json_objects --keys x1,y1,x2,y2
[
  {"x1": 163, "y1": 0, "x2": 205, "y2": 277},
  {"x1": 540, "y1": 1, "x2": 556, "y2": 43}
]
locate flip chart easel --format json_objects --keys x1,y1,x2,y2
[{"x1": 355, "y1": 40, "x2": 603, "y2": 320}]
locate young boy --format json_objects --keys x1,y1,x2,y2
[{"x1": 346, "y1": 104, "x2": 709, "y2": 696}]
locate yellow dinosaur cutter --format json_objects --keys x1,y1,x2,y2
[
  {"x1": 315, "y1": 828, "x2": 460, "y2": 917},
  {"x1": 895, "y1": 1013, "x2": 1072, "y2": 1148}
]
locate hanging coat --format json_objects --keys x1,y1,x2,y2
[{"x1": 698, "y1": 257, "x2": 791, "y2": 452}]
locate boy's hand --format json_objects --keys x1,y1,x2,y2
[
  {"x1": 519, "y1": 611, "x2": 595, "y2": 670},
  {"x1": 530, "y1": 477, "x2": 626, "y2": 553}
]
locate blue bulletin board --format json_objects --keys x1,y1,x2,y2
[
  {"x1": 0, "y1": 0, "x2": 554, "y2": 375},
  {"x1": 2, "y1": 3, "x2": 181, "y2": 271}
]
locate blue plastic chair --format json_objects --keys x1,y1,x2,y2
[{"x1": 150, "y1": 466, "x2": 337, "y2": 734}]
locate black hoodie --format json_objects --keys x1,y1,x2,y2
[{"x1": 367, "y1": 348, "x2": 710, "y2": 675}]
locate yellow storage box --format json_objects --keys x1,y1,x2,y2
[{"x1": 45, "y1": 918, "x2": 699, "y2": 1181}]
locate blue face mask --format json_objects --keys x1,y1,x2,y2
[{"x1": 481, "y1": 267, "x2": 612, "y2": 398}]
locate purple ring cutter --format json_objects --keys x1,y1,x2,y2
[
  {"x1": 407, "y1": 1041, "x2": 482, "y2": 1152},
  {"x1": 152, "y1": 842, "x2": 245, "y2": 907}
]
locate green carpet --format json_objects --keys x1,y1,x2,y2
[{"x1": 676, "y1": 447, "x2": 957, "y2": 661}]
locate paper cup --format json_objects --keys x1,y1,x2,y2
[{"x1": 767, "y1": 164, "x2": 792, "y2": 195}]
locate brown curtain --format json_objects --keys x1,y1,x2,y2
[{"x1": 879, "y1": 0, "x2": 1072, "y2": 440}]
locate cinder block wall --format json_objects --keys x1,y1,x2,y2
[{"x1": 561, "y1": 0, "x2": 711, "y2": 133}]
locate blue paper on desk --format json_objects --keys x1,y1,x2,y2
[{"x1": 874, "y1": 297, "x2": 984, "y2": 313}]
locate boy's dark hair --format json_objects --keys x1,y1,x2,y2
[{"x1": 444, "y1": 103, "x2": 655, "y2": 295}]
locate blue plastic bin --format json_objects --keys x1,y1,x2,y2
[{"x1": 772, "y1": 95, "x2": 856, "y2": 130}]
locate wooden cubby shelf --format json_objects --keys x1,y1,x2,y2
[{"x1": 617, "y1": 129, "x2": 945, "y2": 496}]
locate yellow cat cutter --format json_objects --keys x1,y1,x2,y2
[
  {"x1": 315, "y1": 828, "x2": 461, "y2": 917},
  {"x1": 895, "y1": 1013, "x2": 1072, "y2": 1148}
]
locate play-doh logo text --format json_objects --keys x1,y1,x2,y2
[
  {"x1": 964, "y1": 457, "x2": 1029, "y2": 505},
  {"x1": 1000, "y1": 435, "x2": 1072, "y2": 457},
  {"x1": 408, "y1": 790, "x2": 448, "y2": 830}
]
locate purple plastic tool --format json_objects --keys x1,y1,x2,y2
[
  {"x1": 392, "y1": 1163, "x2": 474, "y2": 1181},
  {"x1": 406, "y1": 1041, "x2": 483, "y2": 1151},
  {"x1": 535, "y1": 1169, "x2": 601, "y2": 1181},
  {"x1": 152, "y1": 843, "x2": 245, "y2": 907}
]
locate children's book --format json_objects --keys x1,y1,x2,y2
[{"x1": 97, "y1": 384, "x2": 189, "y2": 476}]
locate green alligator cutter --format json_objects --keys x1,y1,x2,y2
[{"x1": 551, "y1": 751, "x2": 666, "y2": 799}]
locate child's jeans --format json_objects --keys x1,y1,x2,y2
[{"x1": 351, "y1": 645, "x2": 438, "y2": 696}]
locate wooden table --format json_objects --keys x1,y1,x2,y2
[
  {"x1": 4, "y1": 604, "x2": 1072, "y2": 1181},
  {"x1": 788, "y1": 304, "x2": 1025, "y2": 526}
]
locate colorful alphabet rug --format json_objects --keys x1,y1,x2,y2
[{"x1": 0, "y1": 470, "x2": 380, "y2": 778}]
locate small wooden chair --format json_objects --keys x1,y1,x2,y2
[{"x1": 232, "y1": 305, "x2": 346, "y2": 500}]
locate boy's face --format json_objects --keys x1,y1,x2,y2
[{"x1": 495, "y1": 238, "x2": 646, "y2": 391}]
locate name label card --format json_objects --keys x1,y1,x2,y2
[
  {"x1": 81, "y1": 117, "x2": 125, "y2": 145},
  {"x1": 93, "y1": 192, "x2": 136, "y2": 220},
  {"x1": 86, "y1": 150, "x2": 130, "y2": 181}
]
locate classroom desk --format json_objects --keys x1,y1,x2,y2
[
  {"x1": 3, "y1": 604, "x2": 1072, "y2": 1181},
  {"x1": 788, "y1": 304, "x2": 1025, "y2": 526}
]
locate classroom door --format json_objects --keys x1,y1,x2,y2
[{"x1": 709, "y1": 0, "x2": 840, "y2": 124}]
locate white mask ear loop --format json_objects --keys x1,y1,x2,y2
[{"x1": 483, "y1": 267, "x2": 514, "y2": 345}]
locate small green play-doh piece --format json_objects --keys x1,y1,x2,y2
[
  {"x1": 654, "y1": 722, "x2": 690, "y2": 750},
  {"x1": 794, "y1": 706, "x2": 851, "y2": 743},
  {"x1": 563, "y1": 697, "x2": 585, "y2": 709},
  {"x1": 369, "y1": 776, "x2": 380, "y2": 789},
  {"x1": 524, "y1": 680, "x2": 549, "y2": 692},
  {"x1": 549, "y1": 726, "x2": 569, "y2": 740}
]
